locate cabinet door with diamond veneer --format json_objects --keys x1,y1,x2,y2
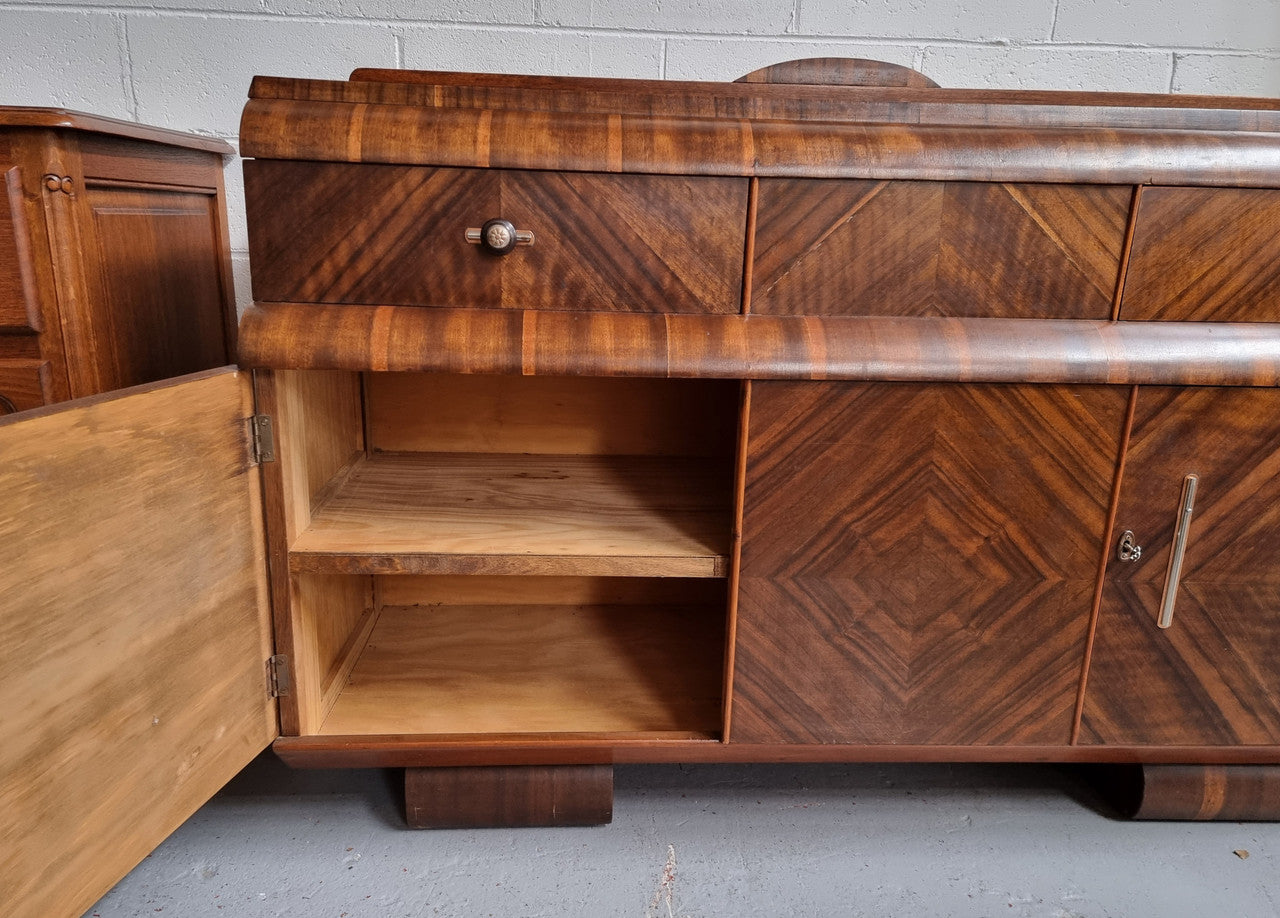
[
  {"x1": 1081, "y1": 388, "x2": 1280, "y2": 746},
  {"x1": 732, "y1": 382, "x2": 1127, "y2": 745},
  {"x1": 750, "y1": 180, "x2": 1130, "y2": 318}
]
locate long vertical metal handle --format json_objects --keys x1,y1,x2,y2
[{"x1": 1157, "y1": 474, "x2": 1198, "y2": 629}]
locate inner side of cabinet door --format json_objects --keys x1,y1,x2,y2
[{"x1": 0, "y1": 369, "x2": 277, "y2": 918}]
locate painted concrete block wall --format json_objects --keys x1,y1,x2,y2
[{"x1": 1, "y1": 0, "x2": 1278, "y2": 310}]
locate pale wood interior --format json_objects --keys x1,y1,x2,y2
[
  {"x1": 287, "y1": 573, "x2": 376, "y2": 734},
  {"x1": 274, "y1": 368, "x2": 364, "y2": 543},
  {"x1": 318, "y1": 592, "x2": 725, "y2": 737},
  {"x1": 377, "y1": 574, "x2": 727, "y2": 607},
  {"x1": 0, "y1": 370, "x2": 277, "y2": 918},
  {"x1": 291, "y1": 452, "x2": 732, "y2": 577},
  {"x1": 276, "y1": 373, "x2": 739, "y2": 741},
  {"x1": 366, "y1": 373, "x2": 737, "y2": 456}
]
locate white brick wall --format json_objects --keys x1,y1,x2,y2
[{"x1": 1, "y1": 0, "x2": 1277, "y2": 311}]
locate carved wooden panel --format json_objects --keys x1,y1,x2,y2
[
  {"x1": 1120, "y1": 187, "x2": 1280, "y2": 322},
  {"x1": 751, "y1": 179, "x2": 1130, "y2": 318},
  {"x1": 246, "y1": 161, "x2": 748, "y2": 313},
  {"x1": 732, "y1": 382, "x2": 1127, "y2": 745},
  {"x1": 1081, "y1": 387, "x2": 1280, "y2": 746},
  {"x1": 0, "y1": 166, "x2": 39, "y2": 332},
  {"x1": 83, "y1": 185, "x2": 232, "y2": 391}
]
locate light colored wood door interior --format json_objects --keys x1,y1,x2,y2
[{"x1": 0, "y1": 369, "x2": 277, "y2": 918}]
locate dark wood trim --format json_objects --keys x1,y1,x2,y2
[
  {"x1": 1100, "y1": 764, "x2": 1280, "y2": 820},
  {"x1": 274, "y1": 735, "x2": 1280, "y2": 769},
  {"x1": 721, "y1": 380, "x2": 752, "y2": 743},
  {"x1": 404, "y1": 765, "x2": 613, "y2": 828},
  {"x1": 238, "y1": 304, "x2": 1280, "y2": 387},
  {"x1": 740, "y1": 176, "x2": 758, "y2": 315},
  {"x1": 1111, "y1": 185, "x2": 1144, "y2": 322}
]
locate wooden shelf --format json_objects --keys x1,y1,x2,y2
[
  {"x1": 289, "y1": 452, "x2": 732, "y2": 577},
  {"x1": 318, "y1": 602, "x2": 725, "y2": 737}
]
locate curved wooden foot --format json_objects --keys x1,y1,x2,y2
[
  {"x1": 404, "y1": 765, "x2": 613, "y2": 828},
  {"x1": 1105, "y1": 765, "x2": 1280, "y2": 821}
]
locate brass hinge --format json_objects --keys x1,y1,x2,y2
[
  {"x1": 250, "y1": 414, "x2": 275, "y2": 464},
  {"x1": 267, "y1": 654, "x2": 291, "y2": 698}
]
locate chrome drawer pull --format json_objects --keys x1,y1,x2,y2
[
  {"x1": 465, "y1": 219, "x2": 535, "y2": 255},
  {"x1": 1157, "y1": 473, "x2": 1198, "y2": 629}
]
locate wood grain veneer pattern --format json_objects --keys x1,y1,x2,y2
[
  {"x1": 246, "y1": 161, "x2": 748, "y2": 313},
  {"x1": 732, "y1": 382, "x2": 1127, "y2": 745},
  {"x1": 258, "y1": 73, "x2": 1280, "y2": 131},
  {"x1": 1120, "y1": 187, "x2": 1280, "y2": 322},
  {"x1": 1082, "y1": 387, "x2": 1280, "y2": 746},
  {"x1": 240, "y1": 99, "x2": 1280, "y2": 186},
  {"x1": 238, "y1": 305, "x2": 1280, "y2": 387},
  {"x1": 752, "y1": 179, "x2": 1129, "y2": 318}
]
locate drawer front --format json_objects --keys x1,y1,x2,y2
[
  {"x1": 1120, "y1": 187, "x2": 1280, "y2": 322},
  {"x1": 246, "y1": 162, "x2": 749, "y2": 313},
  {"x1": 750, "y1": 178, "x2": 1131, "y2": 318},
  {"x1": 0, "y1": 359, "x2": 51, "y2": 414}
]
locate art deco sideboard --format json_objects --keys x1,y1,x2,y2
[
  {"x1": 6, "y1": 60, "x2": 1280, "y2": 918},
  {"x1": 0, "y1": 108, "x2": 237, "y2": 412}
]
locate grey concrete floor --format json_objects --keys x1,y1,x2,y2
[{"x1": 83, "y1": 753, "x2": 1279, "y2": 917}]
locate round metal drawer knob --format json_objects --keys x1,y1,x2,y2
[
  {"x1": 465, "y1": 219, "x2": 535, "y2": 255},
  {"x1": 483, "y1": 219, "x2": 516, "y2": 254}
]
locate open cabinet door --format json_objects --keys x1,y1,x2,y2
[{"x1": 0, "y1": 368, "x2": 278, "y2": 918}]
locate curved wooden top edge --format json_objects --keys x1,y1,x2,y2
[
  {"x1": 237, "y1": 303, "x2": 1280, "y2": 388},
  {"x1": 0, "y1": 106, "x2": 234, "y2": 154},
  {"x1": 733, "y1": 58, "x2": 941, "y2": 89},
  {"x1": 334, "y1": 70, "x2": 1280, "y2": 114},
  {"x1": 238, "y1": 99, "x2": 1280, "y2": 186}
]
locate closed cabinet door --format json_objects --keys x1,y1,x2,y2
[
  {"x1": 732, "y1": 382, "x2": 1127, "y2": 745},
  {"x1": 1081, "y1": 387, "x2": 1280, "y2": 746}
]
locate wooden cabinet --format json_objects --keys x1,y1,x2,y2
[
  {"x1": 9, "y1": 60, "x2": 1280, "y2": 918},
  {"x1": 0, "y1": 108, "x2": 236, "y2": 412}
]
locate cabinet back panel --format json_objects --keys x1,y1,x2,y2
[{"x1": 365, "y1": 373, "x2": 738, "y2": 457}]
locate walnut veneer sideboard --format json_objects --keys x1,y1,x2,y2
[
  {"x1": 7, "y1": 60, "x2": 1280, "y2": 918},
  {"x1": 0, "y1": 108, "x2": 237, "y2": 412}
]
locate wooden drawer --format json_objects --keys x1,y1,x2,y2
[
  {"x1": 246, "y1": 162, "x2": 749, "y2": 313},
  {"x1": 750, "y1": 178, "x2": 1131, "y2": 318},
  {"x1": 0, "y1": 359, "x2": 51, "y2": 414},
  {"x1": 1120, "y1": 187, "x2": 1280, "y2": 322}
]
